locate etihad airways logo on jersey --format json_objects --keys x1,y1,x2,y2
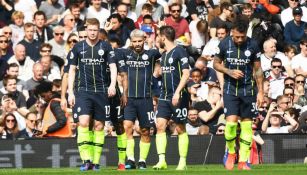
[
  {"x1": 126, "y1": 60, "x2": 150, "y2": 67},
  {"x1": 226, "y1": 57, "x2": 251, "y2": 66},
  {"x1": 81, "y1": 58, "x2": 105, "y2": 65},
  {"x1": 161, "y1": 66, "x2": 175, "y2": 73}
]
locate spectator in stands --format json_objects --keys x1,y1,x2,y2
[
  {"x1": 121, "y1": 0, "x2": 137, "y2": 21},
  {"x1": 281, "y1": 0, "x2": 307, "y2": 26},
  {"x1": 294, "y1": 74, "x2": 306, "y2": 99},
  {"x1": 1, "y1": 26, "x2": 14, "y2": 52},
  {"x1": 140, "y1": 15, "x2": 157, "y2": 49},
  {"x1": 276, "y1": 95, "x2": 291, "y2": 112},
  {"x1": 65, "y1": 33, "x2": 79, "y2": 55},
  {"x1": 189, "y1": 20, "x2": 208, "y2": 52},
  {"x1": 9, "y1": 11, "x2": 25, "y2": 46},
  {"x1": 194, "y1": 57, "x2": 218, "y2": 83},
  {"x1": 62, "y1": 14, "x2": 77, "y2": 41},
  {"x1": 136, "y1": 0, "x2": 164, "y2": 22},
  {"x1": 284, "y1": 44, "x2": 297, "y2": 64},
  {"x1": 187, "y1": 0, "x2": 213, "y2": 21},
  {"x1": 284, "y1": 76, "x2": 295, "y2": 90},
  {"x1": 18, "y1": 112, "x2": 39, "y2": 138},
  {"x1": 193, "y1": 86, "x2": 224, "y2": 134},
  {"x1": 86, "y1": 0, "x2": 110, "y2": 29},
  {"x1": 186, "y1": 107, "x2": 208, "y2": 135},
  {"x1": 48, "y1": 25, "x2": 66, "y2": 60},
  {"x1": 267, "y1": 58, "x2": 287, "y2": 100},
  {"x1": 19, "y1": 23, "x2": 41, "y2": 62},
  {"x1": 260, "y1": 38, "x2": 293, "y2": 78},
  {"x1": 65, "y1": 0, "x2": 87, "y2": 21},
  {"x1": 13, "y1": 0, "x2": 37, "y2": 23},
  {"x1": 39, "y1": 0, "x2": 65, "y2": 26},
  {"x1": 0, "y1": 63, "x2": 28, "y2": 99},
  {"x1": 59, "y1": 3, "x2": 84, "y2": 30},
  {"x1": 135, "y1": 3, "x2": 153, "y2": 29},
  {"x1": 7, "y1": 44, "x2": 34, "y2": 81},
  {"x1": 116, "y1": 3, "x2": 136, "y2": 31},
  {"x1": 188, "y1": 68, "x2": 205, "y2": 102},
  {"x1": 0, "y1": 0, "x2": 14, "y2": 27},
  {"x1": 39, "y1": 56, "x2": 61, "y2": 82},
  {"x1": 0, "y1": 75, "x2": 29, "y2": 117},
  {"x1": 291, "y1": 36, "x2": 307, "y2": 77},
  {"x1": 209, "y1": 2, "x2": 233, "y2": 39},
  {"x1": 33, "y1": 11, "x2": 54, "y2": 43},
  {"x1": 24, "y1": 63, "x2": 45, "y2": 97},
  {"x1": 34, "y1": 81, "x2": 68, "y2": 137},
  {"x1": 0, "y1": 35, "x2": 13, "y2": 62},
  {"x1": 284, "y1": 7, "x2": 306, "y2": 48},
  {"x1": 102, "y1": 0, "x2": 119, "y2": 14},
  {"x1": 262, "y1": 107, "x2": 298, "y2": 134},
  {"x1": 165, "y1": 3, "x2": 191, "y2": 45},
  {"x1": 105, "y1": 13, "x2": 131, "y2": 48},
  {"x1": 0, "y1": 113, "x2": 23, "y2": 139},
  {"x1": 202, "y1": 24, "x2": 228, "y2": 68}
]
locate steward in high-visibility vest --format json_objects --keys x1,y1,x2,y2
[{"x1": 35, "y1": 81, "x2": 71, "y2": 137}]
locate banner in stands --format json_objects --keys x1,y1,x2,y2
[{"x1": 0, "y1": 134, "x2": 306, "y2": 168}]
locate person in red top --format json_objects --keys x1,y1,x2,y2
[{"x1": 164, "y1": 3, "x2": 191, "y2": 45}]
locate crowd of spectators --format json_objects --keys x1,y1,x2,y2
[{"x1": 1, "y1": 0, "x2": 307, "y2": 140}]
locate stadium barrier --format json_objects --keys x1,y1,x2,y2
[{"x1": 0, "y1": 134, "x2": 306, "y2": 168}]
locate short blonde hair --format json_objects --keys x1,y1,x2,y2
[{"x1": 11, "y1": 11, "x2": 24, "y2": 21}]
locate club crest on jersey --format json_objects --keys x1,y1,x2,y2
[
  {"x1": 168, "y1": 57, "x2": 173, "y2": 64},
  {"x1": 77, "y1": 107, "x2": 81, "y2": 112},
  {"x1": 245, "y1": 50, "x2": 251, "y2": 57},
  {"x1": 142, "y1": 54, "x2": 149, "y2": 60},
  {"x1": 181, "y1": 57, "x2": 188, "y2": 64},
  {"x1": 74, "y1": 113, "x2": 78, "y2": 118},
  {"x1": 98, "y1": 49, "x2": 104, "y2": 56},
  {"x1": 109, "y1": 51, "x2": 115, "y2": 57},
  {"x1": 70, "y1": 52, "x2": 74, "y2": 59}
]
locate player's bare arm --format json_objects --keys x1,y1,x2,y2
[
  {"x1": 68, "y1": 65, "x2": 76, "y2": 107},
  {"x1": 109, "y1": 63, "x2": 117, "y2": 97},
  {"x1": 253, "y1": 60, "x2": 264, "y2": 108},
  {"x1": 213, "y1": 56, "x2": 244, "y2": 79}
]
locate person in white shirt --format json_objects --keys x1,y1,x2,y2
[
  {"x1": 86, "y1": 0, "x2": 110, "y2": 28},
  {"x1": 267, "y1": 58, "x2": 287, "y2": 100},
  {"x1": 291, "y1": 36, "x2": 307, "y2": 77}
]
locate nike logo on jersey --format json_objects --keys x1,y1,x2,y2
[{"x1": 226, "y1": 50, "x2": 234, "y2": 54}]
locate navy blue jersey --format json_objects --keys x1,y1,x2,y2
[
  {"x1": 215, "y1": 36, "x2": 261, "y2": 96},
  {"x1": 122, "y1": 48, "x2": 160, "y2": 98},
  {"x1": 160, "y1": 46, "x2": 190, "y2": 100},
  {"x1": 70, "y1": 40, "x2": 115, "y2": 93}
]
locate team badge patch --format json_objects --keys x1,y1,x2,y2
[
  {"x1": 168, "y1": 57, "x2": 173, "y2": 64},
  {"x1": 77, "y1": 107, "x2": 81, "y2": 112},
  {"x1": 70, "y1": 52, "x2": 74, "y2": 59},
  {"x1": 142, "y1": 54, "x2": 149, "y2": 60},
  {"x1": 245, "y1": 50, "x2": 251, "y2": 57},
  {"x1": 98, "y1": 49, "x2": 104, "y2": 56}
]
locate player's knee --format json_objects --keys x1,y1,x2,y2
[
  {"x1": 175, "y1": 124, "x2": 186, "y2": 135},
  {"x1": 93, "y1": 122, "x2": 104, "y2": 131},
  {"x1": 155, "y1": 121, "x2": 167, "y2": 132},
  {"x1": 140, "y1": 127, "x2": 150, "y2": 136}
]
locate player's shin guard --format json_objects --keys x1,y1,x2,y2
[
  {"x1": 139, "y1": 141, "x2": 151, "y2": 162},
  {"x1": 77, "y1": 126, "x2": 92, "y2": 161},
  {"x1": 225, "y1": 121, "x2": 238, "y2": 154},
  {"x1": 89, "y1": 130, "x2": 94, "y2": 161},
  {"x1": 126, "y1": 138, "x2": 135, "y2": 161},
  {"x1": 92, "y1": 130, "x2": 105, "y2": 164},
  {"x1": 156, "y1": 132, "x2": 167, "y2": 162},
  {"x1": 117, "y1": 133, "x2": 127, "y2": 164},
  {"x1": 239, "y1": 121, "x2": 253, "y2": 163},
  {"x1": 177, "y1": 132, "x2": 189, "y2": 170}
]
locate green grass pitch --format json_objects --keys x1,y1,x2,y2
[{"x1": 0, "y1": 164, "x2": 307, "y2": 175}]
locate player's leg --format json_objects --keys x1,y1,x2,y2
[
  {"x1": 171, "y1": 94, "x2": 189, "y2": 170},
  {"x1": 109, "y1": 97, "x2": 127, "y2": 170},
  {"x1": 153, "y1": 100, "x2": 171, "y2": 170},
  {"x1": 223, "y1": 94, "x2": 240, "y2": 170},
  {"x1": 74, "y1": 92, "x2": 93, "y2": 171},
  {"x1": 123, "y1": 98, "x2": 138, "y2": 169},
  {"x1": 137, "y1": 98, "x2": 154, "y2": 169},
  {"x1": 90, "y1": 93, "x2": 109, "y2": 170},
  {"x1": 238, "y1": 96, "x2": 256, "y2": 170}
]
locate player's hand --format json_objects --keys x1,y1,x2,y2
[
  {"x1": 120, "y1": 95, "x2": 128, "y2": 107},
  {"x1": 256, "y1": 91, "x2": 264, "y2": 109},
  {"x1": 227, "y1": 69, "x2": 244, "y2": 79},
  {"x1": 60, "y1": 97, "x2": 67, "y2": 111},
  {"x1": 108, "y1": 86, "x2": 116, "y2": 97},
  {"x1": 216, "y1": 99, "x2": 224, "y2": 109},
  {"x1": 68, "y1": 93, "x2": 75, "y2": 107},
  {"x1": 172, "y1": 93, "x2": 180, "y2": 107}
]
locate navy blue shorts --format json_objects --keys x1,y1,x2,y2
[
  {"x1": 156, "y1": 93, "x2": 189, "y2": 124},
  {"x1": 73, "y1": 91, "x2": 110, "y2": 121},
  {"x1": 124, "y1": 98, "x2": 154, "y2": 128},
  {"x1": 109, "y1": 94, "x2": 124, "y2": 123},
  {"x1": 223, "y1": 94, "x2": 258, "y2": 119}
]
